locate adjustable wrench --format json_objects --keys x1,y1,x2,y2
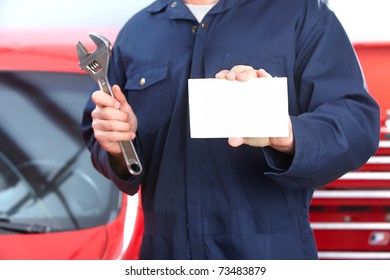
[{"x1": 76, "y1": 32, "x2": 142, "y2": 176}]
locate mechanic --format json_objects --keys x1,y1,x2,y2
[{"x1": 82, "y1": 0, "x2": 380, "y2": 259}]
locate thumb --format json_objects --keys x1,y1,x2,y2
[
  {"x1": 111, "y1": 85, "x2": 132, "y2": 113},
  {"x1": 111, "y1": 85, "x2": 138, "y2": 136},
  {"x1": 244, "y1": 137, "x2": 271, "y2": 147},
  {"x1": 228, "y1": 137, "x2": 271, "y2": 147}
]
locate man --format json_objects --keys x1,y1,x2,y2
[{"x1": 82, "y1": 0, "x2": 380, "y2": 259}]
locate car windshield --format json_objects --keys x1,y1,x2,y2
[{"x1": 0, "y1": 71, "x2": 120, "y2": 232}]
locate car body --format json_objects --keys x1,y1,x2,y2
[{"x1": 0, "y1": 0, "x2": 155, "y2": 260}]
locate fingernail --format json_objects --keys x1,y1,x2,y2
[{"x1": 114, "y1": 101, "x2": 121, "y2": 109}]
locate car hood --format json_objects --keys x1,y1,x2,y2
[
  {"x1": 0, "y1": 226, "x2": 110, "y2": 260},
  {"x1": 0, "y1": 28, "x2": 118, "y2": 73}
]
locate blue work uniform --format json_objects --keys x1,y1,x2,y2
[{"x1": 82, "y1": 0, "x2": 380, "y2": 259}]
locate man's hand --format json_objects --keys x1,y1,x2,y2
[
  {"x1": 91, "y1": 85, "x2": 138, "y2": 156},
  {"x1": 215, "y1": 65, "x2": 295, "y2": 155}
]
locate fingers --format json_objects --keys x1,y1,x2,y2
[
  {"x1": 215, "y1": 66, "x2": 272, "y2": 81},
  {"x1": 91, "y1": 104, "x2": 134, "y2": 143},
  {"x1": 90, "y1": 86, "x2": 137, "y2": 155},
  {"x1": 93, "y1": 130, "x2": 132, "y2": 155},
  {"x1": 215, "y1": 65, "x2": 257, "y2": 82},
  {"x1": 92, "y1": 117, "x2": 132, "y2": 134},
  {"x1": 215, "y1": 69, "x2": 229, "y2": 79},
  {"x1": 91, "y1": 92, "x2": 130, "y2": 123}
]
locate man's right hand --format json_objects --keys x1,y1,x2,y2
[{"x1": 91, "y1": 85, "x2": 138, "y2": 156}]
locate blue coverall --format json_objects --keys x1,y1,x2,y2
[{"x1": 82, "y1": 0, "x2": 380, "y2": 259}]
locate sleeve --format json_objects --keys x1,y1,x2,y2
[
  {"x1": 263, "y1": 4, "x2": 380, "y2": 189},
  {"x1": 81, "y1": 28, "x2": 143, "y2": 196}
]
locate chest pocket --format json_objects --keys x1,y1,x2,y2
[
  {"x1": 125, "y1": 64, "x2": 172, "y2": 134},
  {"x1": 223, "y1": 53, "x2": 287, "y2": 77}
]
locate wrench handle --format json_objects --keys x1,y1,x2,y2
[
  {"x1": 119, "y1": 140, "x2": 143, "y2": 176},
  {"x1": 98, "y1": 79, "x2": 143, "y2": 176}
]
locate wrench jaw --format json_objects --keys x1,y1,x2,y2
[
  {"x1": 88, "y1": 32, "x2": 112, "y2": 52},
  {"x1": 76, "y1": 33, "x2": 112, "y2": 80},
  {"x1": 76, "y1": 41, "x2": 89, "y2": 62},
  {"x1": 76, "y1": 41, "x2": 96, "y2": 79}
]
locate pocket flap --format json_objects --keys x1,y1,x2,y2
[{"x1": 125, "y1": 64, "x2": 168, "y2": 91}]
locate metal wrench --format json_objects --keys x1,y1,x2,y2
[{"x1": 76, "y1": 32, "x2": 142, "y2": 176}]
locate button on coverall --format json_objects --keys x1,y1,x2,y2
[{"x1": 82, "y1": 0, "x2": 380, "y2": 259}]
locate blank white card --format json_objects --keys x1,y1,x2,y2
[{"x1": 188, "y1": 78, "x2": 289, "y2": 138}]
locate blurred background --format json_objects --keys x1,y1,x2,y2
[
  {"x1": 1, "y1": 0, "x2": 389, "y2": 260},
  {"x1": 0, "y1": 0, "x2": 389, "y2": 42},
  {"x1": 0, "y1": 0, "x2": 150, "y2": 29}
]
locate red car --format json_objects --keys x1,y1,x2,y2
[
  {"x1": 0, "y1": 0, "x2": 153, "y2": 260},
  {"x1": 0, "y1": 29, "x2": 131, "y2": 259}
]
